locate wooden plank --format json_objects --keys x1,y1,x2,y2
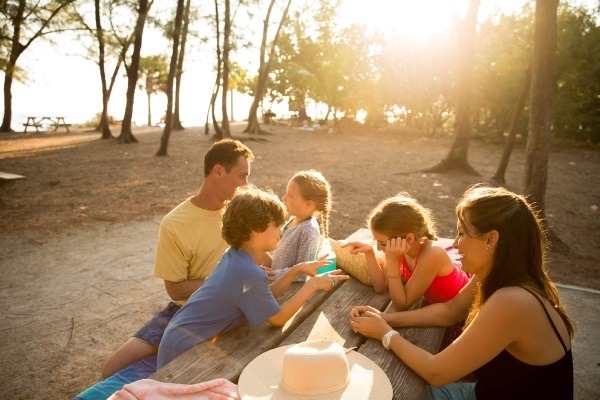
[
  {"x1": 279, "y1": 277, "x2": 390, "y2": 349},
  {"x1": 358, "y1": 299, "x2": 445, "y2": 400},
  {"x1": 151, "y1": 281, "x2": 337, "y2": 384}
]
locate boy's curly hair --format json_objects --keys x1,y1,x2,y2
[{"x1": 222, "y1": 186, "x2": 287, "y2": 249}]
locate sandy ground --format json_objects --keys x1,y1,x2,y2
[{"x1": 0, "y1": 123, "x2": 598, "y2": 399}]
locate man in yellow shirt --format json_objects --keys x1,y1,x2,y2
[{"x1": 101, "y1": 139, "x2": 254, "y2": 378}]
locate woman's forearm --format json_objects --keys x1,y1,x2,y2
[{"x1": 384, "y1": 302, "x2": 461, "y2": 328}]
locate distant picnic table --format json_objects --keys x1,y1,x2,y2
[{"x1": 23, "y1": 116, "x2": 71, "y2": 133}]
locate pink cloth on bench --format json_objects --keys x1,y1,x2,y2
[{"x1": 108, "y1": 378, "x2": 240, "y2": 400}]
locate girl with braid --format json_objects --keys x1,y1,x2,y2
[
  {"x1": 264, "y1": 170, "x2": 333, "y2": 282},
  {"x1": 344, "y1": 193, "x2": 470, "y2": 310}
]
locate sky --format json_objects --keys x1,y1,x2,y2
[{"x1": 1, "y1": 0, "x2": 596, "y2": 131}]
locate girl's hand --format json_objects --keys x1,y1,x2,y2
[
  {"x1": 349, "y1": 308, "x2": 392, "y2": 340},
  {"x1": 311, "y1": 269, "x2": 349, "y2": 291},
  {"x1": 294, "y1": 259, "x2": 331, "y2": 276},
  {"x1": 342, "y1": 241, "x2": 373, "y2": 255},
  {"x1": 385, "y1": 237, "x2": 410, "y2": 260}
]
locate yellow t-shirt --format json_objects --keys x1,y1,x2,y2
[{"x1": 154, "y1": 197, "x2": 228, "y2": 306}]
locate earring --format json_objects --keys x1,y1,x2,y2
[{"x1": 486, "y1": 245, "x2": 490, "y2": 250}]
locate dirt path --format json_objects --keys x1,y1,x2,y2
[{"x1": 0, "y1": 125, "x2": 598, "y2": 398}]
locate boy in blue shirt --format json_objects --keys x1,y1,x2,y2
[{"x1": 157, "y1": 186, "x2": 348, "y2": 368}]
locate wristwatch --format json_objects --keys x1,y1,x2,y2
[{"x1": 381, "y1": 330, "x2": 399, "y2": 350}]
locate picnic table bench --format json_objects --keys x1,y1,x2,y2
[
  {"x1": 151, "y1": 230, "x2": 447, "y2": 400},
  {"x1": 23, "y1": 116, "x2": 71, "y2": 133}
]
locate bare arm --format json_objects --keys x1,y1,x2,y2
[
  {"x1": 388, "y1": 246, "x2": 452, "y2": 311},
  {"x1": 343, "y1": 241, "x2": 387, "y2": 292},
  {"x1": 352, "y1": 276, "x2": 478, "y2": 328},
  {"x1": 268, "y1": 271, "x2": 349, "y2": 326},
  {"x1": 164, "y1": 278, "x2": 205, "y2": 302},
  {"x1": 269, "y1": 259, "x2": 330, "y2": 299},
  {"x1": 351, "y1": 282, "x2": 523, "y2": 386}
]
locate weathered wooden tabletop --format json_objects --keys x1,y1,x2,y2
[{"x1": 151, "y1": 276, "x2": 445, "y2": 400}]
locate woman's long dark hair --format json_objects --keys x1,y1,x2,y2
[{"x1": 457, "y1": 185, "x2": 574, "y2": 338}]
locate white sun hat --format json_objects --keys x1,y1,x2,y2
[{"x1": 237, "y1": 340, "x2": 392, "y2": 400}]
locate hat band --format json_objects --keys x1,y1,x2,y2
[{"x1": 282, "y1": 376, "x2": 350, "y2": 396}]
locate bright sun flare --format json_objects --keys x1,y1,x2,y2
[{"x1": 340, "y1": 0, "x2": 467, "y2": 39}]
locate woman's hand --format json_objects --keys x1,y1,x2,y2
[
  {"x1": 349, "y1": 307, "x2": 392, "y2": 340},
  {"x1": 350, "y1": 305, "x2": 380, "y2": 318},
  {"x1": 385, "y1": 237, "x2": 410, "y2": 260},
  {"x1": 342, "y1": 241, "x2": 374, "y2": 255},
  {"x1": 310, "y1": 269, "x2": 349, "y2": 291},
  {"x1": 294, "y1": 259, "x2": 331, "y2": 276}
]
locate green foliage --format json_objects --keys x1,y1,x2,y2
[
  {"x1": 138, "y1": 54, "x2": 169, "y2": 95},
  {"x1": 554, "y1": 4, "x2": 600, "y2": 143},
  {"x1": 270, "y1": 0, "x2": 374, "y2": 119},
  {"x1": 472, "y1": 6, "x2": 533, "y2": 137}
]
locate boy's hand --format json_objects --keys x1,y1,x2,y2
[
  {"x1": 294, "y1": 259, "x2": 331, "y2": 276},
  {"x1": 342, "y1": 241, "x2": 373, "y2": 255},
  {"x1": 311, "y1": 269, "x2": 349, "y2": 291}
]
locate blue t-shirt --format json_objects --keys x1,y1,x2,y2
[{"x1": 157, "y1": 248, "x2": 280, "y2": 368}]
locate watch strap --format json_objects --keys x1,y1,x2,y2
[{"x1": 382, "y1": 330, "x2": 399, "y2": 349}]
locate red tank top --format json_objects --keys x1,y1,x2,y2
[{"x1": 399, "y1": 241, "x2": 470, "y2": 303}]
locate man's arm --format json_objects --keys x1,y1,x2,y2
[{"x1": 164, "y1": 278, "x2": 205, "y2": 302}]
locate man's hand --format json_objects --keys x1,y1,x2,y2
[{"x1": 260, "y1": 266, "x2": 277, "y2": 282}]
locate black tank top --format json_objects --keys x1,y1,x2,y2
[{"x1": 474, "y1": 288, "x2": 573, "y2": 400}]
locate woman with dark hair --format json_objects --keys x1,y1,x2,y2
[{"x1": 350, "y1": 185, "x2": 574, "y2": 399}]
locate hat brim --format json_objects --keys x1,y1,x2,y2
[{"x1": 238, "y1": 343, "x2": 392, "y2": 400}]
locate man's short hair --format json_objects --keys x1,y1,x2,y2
[
  {"x1": 204, "y1": 139, "x2": 254, "y2": 177},
  {"x1": 222, "y1": 186, "x2": 286, "y2": 249}
]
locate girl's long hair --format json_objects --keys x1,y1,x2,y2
[
  {"x1": 368, "y1": 192, "x2": 437, "y2": 241},
  {"x1": 292, "y1": 170, "x2": 332, "y2": 238}
]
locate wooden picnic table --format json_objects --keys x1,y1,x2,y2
[
  {"x1": 23, "y1": 116, "x2": 71, "y2": 133},
  {"x1": 151, "y1": 275, "x2": 445, "y2": 399}
]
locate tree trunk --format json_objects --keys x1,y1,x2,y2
[
  {"x1": 210, "y1": 0, "x2": 224, "y2": 139},
  {"x1": 524, "y1": 0, "x2": 558, "y2": 214},
  {"x1": 156, "y1": 0, "x2": 185, "y2": 156},
  {"x1": 1, "y1": 1, "x2": 25, "y2": 133},
  {"x1": 205, "y1": 81, "x2": 217, "y2": 135},
  {"x1": 244, "y1": 0, "x2": 292, "y2": 135},
  {"x1": 95, "y1": 0, "x2": 113, "y2": 139},
  {"x1": 220, "y1": 0, "x2": 231, "y2": 138},
  {"x1": 425, "y1": 0, "x2": 479, "y2": 174},
  {"x1": 173, "y1": 0, "x2": 191, "y2": 131},
  {"x1": 147, "y1": 91, "x2": 152, "y2": 126},
  {"x1": 492, "y1": 67, "x2": 531, "y2": 184},
  {"x1": 230, "y1": 89, "x2": 234, "y2": 122},
  {"x1": 118, "y1": 0, "x2": 151, "y2": 144}
]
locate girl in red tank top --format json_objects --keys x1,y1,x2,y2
[{"x1": 344, "y1": 193, "x2": 470, "y2": 310}]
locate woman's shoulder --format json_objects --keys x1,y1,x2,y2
[{"x1": 486, "y1": 286, "x2": 543, "y2": 311}]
